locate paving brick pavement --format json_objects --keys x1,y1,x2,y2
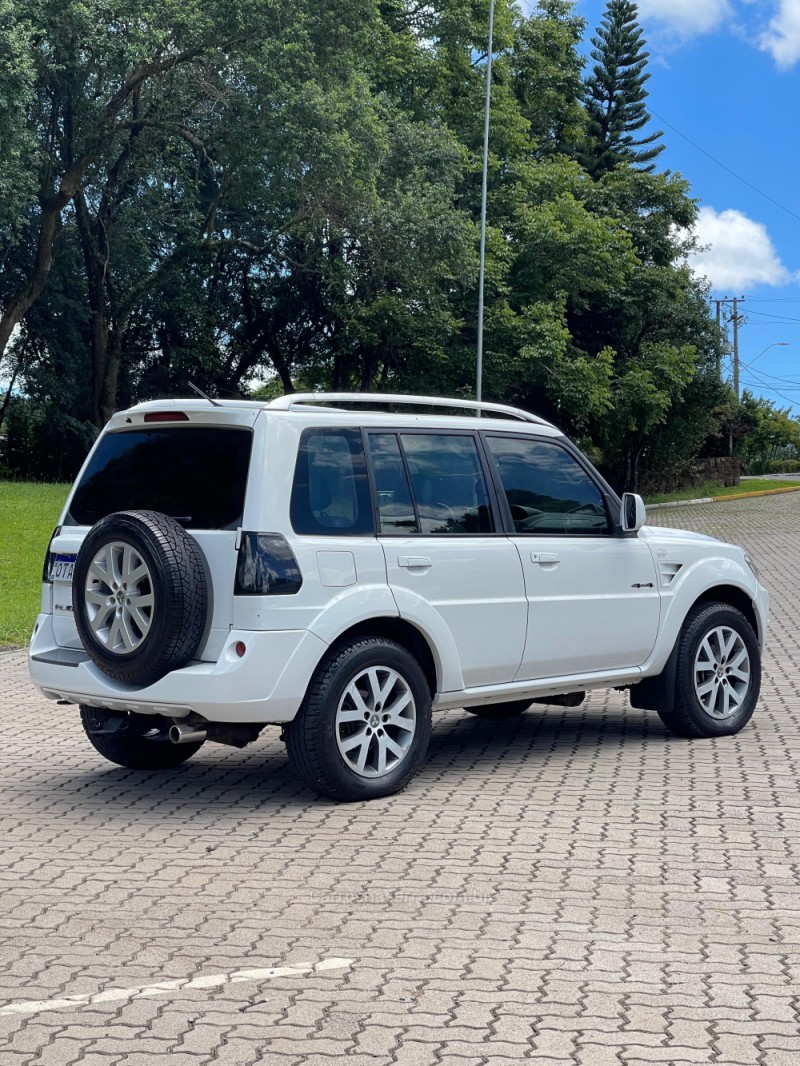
[{"x1": 1, "y1": 493, "x2": 800, "y2": 1065}]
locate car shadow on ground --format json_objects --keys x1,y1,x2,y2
[{"x1": 30, "y1": 706, "x2": 674, "y2": 822}]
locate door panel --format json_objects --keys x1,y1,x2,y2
[
  {"x1": 484, "y1": 434, "x2": 660, "y2": 680},
  {"x1": 383, "y1": 537, "x2": 527, "y2": 686},
  {"x1": 512, "y1": 535, "x2": 660, "y2": 678},
  {"x1": 369, "y1": 431, "x2": 527, "y2": 687}
]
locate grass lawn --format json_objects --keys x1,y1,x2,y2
[
  {"x1": 646, "y1": 479, "x2": 800, "y2": 505},
  {"x1": 0, "y1": 482, "x2": 70, "y2": 647}
]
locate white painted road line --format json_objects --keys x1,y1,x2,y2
[{"x1": 0, "y1": 956, "x2": 354, "y2": 1017}]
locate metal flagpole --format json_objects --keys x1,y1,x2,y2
[{"x1": 476, "y1": 0, "x2": 495, "y2": 413}]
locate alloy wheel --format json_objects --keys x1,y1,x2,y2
[
  {"x1": 335, "y1": 666, "x2": 417, "y2": 778},
  {"x1": 693, "y1": 625, "x2": 751, "y2": 720},
  {"x1": 84, "y1": 540, "x2": 155, "y2": 653}
]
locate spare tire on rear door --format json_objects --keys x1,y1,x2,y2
[{"x1": 72, "y1": 510, "x2": 208, "y2": 686}]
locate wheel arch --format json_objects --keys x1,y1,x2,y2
[
  {"x1": 691, "y1": 584, "x2": 759, "y2": 644},
  {"x1": 322, "y1": 618, "x2": 439, "y2": 698}
]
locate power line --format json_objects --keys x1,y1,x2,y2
[
  {"x1": 649, "y1": 107, "x2": 800, "y2": 227},
  {"x1": 747, "y1": 309, "x2": 800, "y2": 324},
  {"x1": 740, "y1": 366, "x2": 800, "y2": 406}
]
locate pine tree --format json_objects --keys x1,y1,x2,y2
[{"x1": 580, "y1": 0, "x2": 664, "y2": 177}]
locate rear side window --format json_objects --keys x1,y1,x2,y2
[
  {"x1": 399, "y1": 433, "x2": 494, "y2": 535},
  {"x1": 290, "y1": 428, "x2": 373, "y2": 535},
  {"x1": 486, "y1": 435, "x2": 610, "y2": 535},
  {"x1": 368, "y1": 434, "x2": 419, "y2": 534},
  {"x1": 65, "y1": 427, "x2": 253, "y2": 530}
]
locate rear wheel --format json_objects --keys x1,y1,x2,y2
[
  {"x1": 657, "y1": 603, "x2": 760, "y2": 739},
  {"x1": 465, "y1": 701, "x2": 531, "y2": 719},
  {"x1": 80, "y1": 706, "x2": 204, "y2": 769},
  {"x1": 285, "y1": 638, "x2": 432, "y2": 801}
]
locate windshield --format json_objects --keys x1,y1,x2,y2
[{"x1": 65, "y1": 426, "x2": 253, "y2": 530}]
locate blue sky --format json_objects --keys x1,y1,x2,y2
[{"x1": 575, "y1": 0, "x2": 800, "y2": 412}]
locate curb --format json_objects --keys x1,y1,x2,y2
[
  {"x1": 647, "y1": 484, "x2": 800, "y2": 510},
  {"x1": 647, "y1": 497, "x2": 713, "y2": 511}
]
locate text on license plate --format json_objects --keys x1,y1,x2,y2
[{"x1": 49, "y1": 554, "x2": 76, "y2": 582}]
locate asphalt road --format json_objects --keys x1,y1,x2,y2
[{"x1": 1, "y1": 493, "x2": 799, "y2": 1065}]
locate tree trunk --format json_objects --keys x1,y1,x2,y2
[
  {"x1": 0, "y1": 358, "x2": 21, "y2": 433},
  {"x1": 0, "y1": 203, "x2": 63, "y2": 359},
  {"x1": 74, "y1": 191, "x2": 112, "y2": 428}
]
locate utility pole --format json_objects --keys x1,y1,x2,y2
[
  {"x1": 732, "y1": 296, "x2": 744, "y2": 399},
  {"x1": 713, "y1": 296, "x2": 746, "y2": 392},
  {"x1": 714, "y1": 296, "x2": 746, "y2": 455},
  {"x1": 714, "y1": 299, "x2": 722, "y2": 380}
]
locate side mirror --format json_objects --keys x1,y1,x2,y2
[{"x1": 620, "y1": 492, "x2": 646, "y2": 533}]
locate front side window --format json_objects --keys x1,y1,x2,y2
[
  {"x1": 65, "y1": 427, "x2": 253, "y2": 530},
  {"x1": 290, "y1": 428, "x2": 373, "y2": 535},
  {"x1": 487, "y1": 435, "x2": 610, "y2": 535},
  {"x1": 399, "y1": 433, "x2": 494, "y2": 535}
]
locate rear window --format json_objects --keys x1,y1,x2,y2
[{"x1": 65, "y1": 427, "x2": 253, "y2": 530}]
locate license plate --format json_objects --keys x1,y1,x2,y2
[{"x1": 49, "y1": 554, "x2": 77, "y2": 582}]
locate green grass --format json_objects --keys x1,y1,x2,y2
[
  {"x1": 646, "y1": 478, "x2": 800, "y2": 505},
  {"x1": 0, "y1": 482, "x2": 70, "y2": 646}
]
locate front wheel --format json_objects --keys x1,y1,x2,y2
[
  {"x1": 657, "y1": 603, "x2": 761, "y2": 739},
  {"x1": 80, "y1": 706, "x2": 204, "y2": 769},
  {"x1": 285, "y1": 638, "x2": 432, "y2": 801}
]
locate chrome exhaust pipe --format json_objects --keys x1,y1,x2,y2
[{"x1": 169, "y1": 722, "x2": 208, "y2": 745}]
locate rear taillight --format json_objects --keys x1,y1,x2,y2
[
  {"x1": 235, "y1": 533, "x2": 303, "y2": 595},
  {"x1": 41, "y1": 526, "x2": 61, "y2": 583}
]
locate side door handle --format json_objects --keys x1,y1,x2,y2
[
  {"x1": 530, "y1": 552, "x2": 560, "y2": 565},
  {"x1": 398, "y1": 556, "x2": 433, "y2": 569}
]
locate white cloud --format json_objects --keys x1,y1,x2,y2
[
  {"x1": 636, "y1": 0, "x2": 731, "y2": 38},
  {"x1": 759, "y1": 0, "x2": 800, "y2": 68},
  {"x1": 689, "y1": 206, "x2": 796, "y2": 290}
]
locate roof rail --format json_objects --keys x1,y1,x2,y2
[{"x1": 264, "y1": 392, "x2": 548, "y2": 425}]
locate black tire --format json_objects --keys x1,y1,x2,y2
[
  {"x1": 73, "y1": 510, "x2": 208, "y2": 686},
  {"x1": 80, "y1": 706, "x2": 204, "y2": 769},
  {"x1": 657, "y1": 602, "x2": 761, "y2": 739},
  {"x1": 285, "y1": 638, "x2": 432, "y2": 801},
  {"x1": 465, "y1": 701, "x2": 531, "y2": 719}
]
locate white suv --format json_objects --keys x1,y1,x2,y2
[{"x1": 29, "y1": 393, "x2": 769, "y2": 801}]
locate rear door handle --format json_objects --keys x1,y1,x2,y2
[
  {"x1": 398, "y1": 556, "x2": 432, "y2": 569},
  {"x1": 530, "y1": 552, "x2": 560, "y2": 565}
]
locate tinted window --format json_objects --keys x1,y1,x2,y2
[
  {"x1": 66, "y1": 427, "x2": 252, "y2": 530},
  {"x1": 368, "y1": 434, "x2": 419, "y2": 534},
  {"x1": 290, "y1": 428, "x2": 373, "y2": 535},
  {"x1": 400, "y1": 433, "x2": 493, "y2": 535},
  {"x1": 487, "y1": 436, "x2": 609, "y2": 535}
]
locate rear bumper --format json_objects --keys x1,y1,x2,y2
[{"x1": 28, "y1": 614, "x2": 327, "y2": 724}]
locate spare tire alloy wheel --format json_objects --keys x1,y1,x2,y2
[
  {"x1": 84, "y1": 540, "x2": 154, "y2": 655},
  {"x1": 73, "y1": 510, "x2": 208, "y2": 686}
]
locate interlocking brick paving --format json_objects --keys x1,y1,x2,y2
[{"x1": 1, "y1": 494, "x2": 799, "y2": 1064}]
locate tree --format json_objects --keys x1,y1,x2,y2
[
  {"x1": 735, "y1": 392, "x2": 800, "y2": 471},
  {"x1": 0, "y1": 0, "x2": 282, "y2": 422},
  {"x1": 580, "y1": 0, "x2": 664, "y2": 177}
]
